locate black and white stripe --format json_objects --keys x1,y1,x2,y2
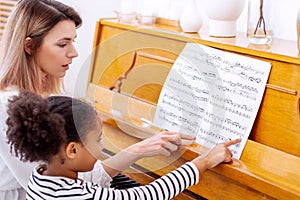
[{"x1": 26, "y1": 162, "x2": 199, "y2": 200}]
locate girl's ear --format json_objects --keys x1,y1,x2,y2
[
  {"x1": 24, "y1": 37, "x2": 33, "y2": 55},
  {"x1": 65, "y1": 142, "x2": 80, "y2": 159}
]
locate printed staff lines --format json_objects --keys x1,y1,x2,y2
[
  {"x1": 212, "y1": 94, "x2": 253, "y2": 112},
  {"x1": 221, "y1": 79, "x2": 258, "y2": 93},
  {"x1": 203, "y1": 116, "x2": 247, "y2": 133},
  {"x1": 166, "y1": 83, "x2": 209, "y2": 103},
  {"x1": 161, "y1": 99, "x2": 204, "y2": 119},
  {"x1": 215, "y1": 84, "x2": 257, "y2": 101}
]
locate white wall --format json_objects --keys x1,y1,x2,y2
[
  {"x1": 59, "y1": 0, "x2": 300, "y2": 97},
  {"x1": 235, "y1": 0, "x2": 300, "y2": 40},
  {"x1": 58, "y1": 0, "x2": 122, "y2": 97}
]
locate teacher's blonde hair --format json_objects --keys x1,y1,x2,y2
[{"x1": 0, "y1": 0, "x2": 82, "y2": 95}]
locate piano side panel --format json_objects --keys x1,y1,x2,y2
[{"x1": 251, "y1": 88, "x2": 300, "y2": 155}]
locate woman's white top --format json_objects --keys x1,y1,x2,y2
[{"x1": 0, "y1": 88, "x2": 112, "y2": 200}]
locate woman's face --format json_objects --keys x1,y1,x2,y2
[{"x1": 34, "y1": 20, "x2": 78, "y2": 78}]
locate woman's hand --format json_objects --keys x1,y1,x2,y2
[
  {"x1": 192, "y1": 138, "x2": 241, "y2": 174},
  {"x1": 125, "y1": 131, "x2": 196, "y2": 159}
]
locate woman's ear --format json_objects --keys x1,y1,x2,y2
[
  {"x1": 65, "y1": 142, "x2": 80, "y2": 159},
  {"x1": 24, "y1": 37, "x2": 33, "y2": 55}
]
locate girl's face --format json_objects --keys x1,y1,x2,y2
[
  {"x1": 34, "y1": 20, "x2": 78, "y2": 78},
  {"x1": 75, "y1": 122, "x2": 104, "y2": 171}
]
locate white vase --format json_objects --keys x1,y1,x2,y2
[
  {"x1": 204, "y1": 0, "x2": 246, "y2": 37},
  {"x1": 179, "y1": 0, "x2": 202, "y2": 33},
  {"x1": 247, "y1": 0, "x2": 272, "y2": 44}
]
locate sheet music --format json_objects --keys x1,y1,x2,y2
[{"x1": 153, "y1": 43, "x2": 271, "y2": 159}]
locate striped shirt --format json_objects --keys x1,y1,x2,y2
[{"x1": 26, "y1": 162, "x2": 199, "y2": 200}]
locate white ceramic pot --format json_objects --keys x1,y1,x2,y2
[
  {"x1": 204, "y1": 0, "x2": 246, "y2": 37},
  {"x1": 179, "y1": 0, "x2": 202, "y2": 33}
]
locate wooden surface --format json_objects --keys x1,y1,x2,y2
[{"x1": 87, "y1": 18, "x2": 300, "y2": 199}]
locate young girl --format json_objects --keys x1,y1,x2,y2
[{"x1": 6, "y1": 90, "x2": 241, "y2": 199}]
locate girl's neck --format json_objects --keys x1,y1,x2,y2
[{"x1": 40, "y1": 163, "x2": 79, "y2": 180}]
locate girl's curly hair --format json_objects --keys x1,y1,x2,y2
[
  {"x1": 6, "y1": 90, "x2": 66, "y2": 162},
  {"x1": 6, "y1": 90, "x2": 98, "y2": 163}
]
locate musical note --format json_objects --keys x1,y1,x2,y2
[{"x1": 153, "y1": 43, "x2": 271, "y2": 159}]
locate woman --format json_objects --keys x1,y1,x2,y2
[
  {"x1": 6, "y1": 90, "x2": 240, "y2": 199},
  {"x1": 0, "y1": 1, "x2": 82, "y2": 198},
  {"x1": 0, "y1": 0, "x2": 195, "y2": 199}
]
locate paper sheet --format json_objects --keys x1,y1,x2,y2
[{"x1": 153, "y1": 43, "x2": 271, "y2": 158}]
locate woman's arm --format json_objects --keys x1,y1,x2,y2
[
  {"x1": 78, "y1": 160, "x2": 112, "y2": 188},
  {"x1": 0, "y1": 132, "x2": 37, "y2": 189},
  {"x1": 0, "y1": 90, "x2": 37, "y2": 189}
]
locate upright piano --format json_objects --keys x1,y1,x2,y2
[{"x1": 86, "y1": 18, "x2": 300, "y2": 199}]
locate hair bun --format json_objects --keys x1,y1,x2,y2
[{"x1": 6, "y1": 90, "x2": 66, "y2": 162}]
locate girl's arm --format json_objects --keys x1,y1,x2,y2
[
  {"x1": 101, "y1": 131, "x2": 196, "y2": 178},
  {"x1": 27, "y1": 139, "x2": 241, "y2": 200}
]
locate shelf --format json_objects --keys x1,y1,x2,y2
[{"x1": 101, "y1": 19, "x2": 300, "y2": 65}]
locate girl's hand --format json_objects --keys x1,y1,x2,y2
[
  {"x1": 205, "y1": 138, "x2": 242, "y2": 168},
  {"x1": 192, "y1": 138, "x2": 241, "y2": 174},
  {"x1": 102, "y1": 131, "x2": 195, "y2": 177},
  {"x1": 126, "y1": 131, "x2": 196, "y2": 159}
]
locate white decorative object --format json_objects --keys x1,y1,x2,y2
[
  {"x1": 247, "y1": 0, "x2": 272, "y2": 44},
  {"x1": 137, "y1": 15, "x2": 156, "y2": 25},
  {"x1": 179, "y1": 0, "x2": 202, "y2": 33},
  {"x1": 204, "y1": 0, "x2": 246, "y2": 37}
]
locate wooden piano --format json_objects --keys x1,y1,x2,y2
[{"x1": 86, "y1": 18, "x2": 300, "y2": 199}]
